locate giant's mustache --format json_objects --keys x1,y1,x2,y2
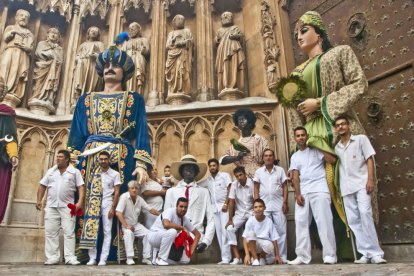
[{"x1": 104, "y1": 69, "x2": 116, "y2": 75}]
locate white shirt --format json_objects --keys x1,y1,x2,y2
[
  {"x1": 161, "y1": 175, "x2": 176, "y2": 188},
  {"x1": 253, "y1": 165, "x2": 288, "y2": 212},
  {"x1": 150, "y1": 207, "x2": 195, "y2": 232},
  {"x1": 40, "y1": 165, "x2": 84, "y2": 208},
  {"x1": 335, "y1": 134, "x2": 376, "y2": 196},
  {"x1": 141, "y1": 179, "x2": 164, "y2": 211},
  {"x1": 242, "y1": 216, "x2": 279, "y2": 241},
  {"x1": 101, "y1": 168, "x2": 121, "y2": 203},
  {"x1": 199, "y1": 171, "x2": 232, "y2": 213},
  {"x1": 229, "y1": 178, "x2": 254, "y2": 217},
  {"x1": 289, "y1": 147, "x2": 329, "y2": 195},
  {"x1": 116, "y1": 192, "x2": 150, "y2": 227}
]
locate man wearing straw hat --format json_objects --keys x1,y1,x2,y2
[{"x1": 164, "y1": 154, "x2": 215, "y2": 254}]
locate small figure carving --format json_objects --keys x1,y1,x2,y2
[
  {"x1": 72, "y1": 26, "x2": 104, "y2": 106},
  {"x1": 122, "y1": 22, "x2": 150, "y2": 95},
  {"x1": 215, "y1": 11, "x2": 245, "y2": 100},
  {"x1": 0, "y1": 9, "x2": 34, "y2": 108},
  {"x1": 28, "y1": 28, "x2": 64, "y2": 115},
  {"x1": 165, "y1": 14, "x2": 193, "y2": 104}
]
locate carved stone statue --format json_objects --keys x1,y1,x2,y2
[
  {"x1": 71, "y1": 26, "x2": 104, "y2": 107},
  {"x1": 122, "y1": 22, "x2": 150, "y2": 95},
  {"x1": 0, "y1": 9, "x2": 34, "y2": 108},
  {"x1": 215, "y1": 11, "x2": 245, "y2": 100},
  {"x1": 28, "y1": 28, "x2": 64, "y2": 115},
  {"x1": 165, "y1": 14, "x2": 193, "y2": 105}
]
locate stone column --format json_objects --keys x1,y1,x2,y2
[
  {"x1": 56, "y1": 4, "x2": 81, "y2": 115},
  {"x1": 195, "y1": 0, "x2": 214, "y2": 101},
  {"x1": 107, "y1": 0, "x2": 123, "y2": 45},
  {"x1": 147, "y1": 0, "x2": 167, "y2": 107}
]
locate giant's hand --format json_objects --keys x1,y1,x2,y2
[
  {"x1": 132, "y1": 166, "x2": 148, "y2": 185},
  {"x1": 297, "y1": 98, "x2": 319, "y2": 116}
]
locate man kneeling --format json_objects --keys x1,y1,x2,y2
[
  {"x1": 243, "y1": 199, "x2": 283, "y2": 266},
  {"x1": 148, "y1": 197, "x2": 201, "y2": 265},
  {"x1": 116, "y1": 181, "x2": 160, "y2": 265}
]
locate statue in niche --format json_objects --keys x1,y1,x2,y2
[
  {"x1": 71, "y1": 26, "x2": 104, "y2": 106},
  {"x1": 215, "y1": 11, "x2": 245, "y2": 100},
  {"x1": 122, "y1": 22, "x2": 150, "y2": 95},
  {"x1": 28, "y1": 28, "x2": 64, "y2": 115},
  {"x1": 165, "y1": 14, "x2": 193, "y2": 105},
  {"x1": 0, "y1": 9, "x2": 34, "y2": 108}
]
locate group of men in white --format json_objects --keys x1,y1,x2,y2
[{"x1": 36, "y1": 115, "x2": 386, "y2": 266}]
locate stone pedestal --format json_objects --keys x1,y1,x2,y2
[
  {"x1": 218, "y1": 88, "x2": 244, "y2": 101},
  {"x1": 146, "y1": 90, "x2": 160, "y2": 107},
  {"x1": 1, "y1": 94, "x2": 21, "y2": 109},
  {"x1": 28, "y1": 99, "x2": 55, "y2": 116},
  {"x1": 166, "y1": 93, "x2": 192, "y2": 105}
]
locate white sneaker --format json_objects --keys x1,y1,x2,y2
[
  {"x1": 142, "y1": 258, "x2": 152, "y2": 265},
  {"x1": 217, "y1": 260, "x2": 230, "y2": 265},
  {"x1": 251, "y1": 259, "x2": 260, "y2": 266},
  {"x1": 259, "y1": 258, "x2": 266, "y2": 266},
  {"x1": 65, "y1": 259, "x2": 80, "y2": 265},
  {"x1": 323, "y1": 256, "x2": 337, "y2": 264},
  {"x1": 156, "y1": 258, "x2": 169, "y2": 266},
  {"x1": 98, "y1": 260, "x2": 106, "y2": 266},
  {"x1": 354, "y1": 256, "x2": 370, "y2": 264},
  {"x1": 44, "y1": 259, "x2": 59, "y2": 265},
  {"x1": 86, "y1": 259, "x2": 96, "y2": 265},
  {"x1": 126, "y1": 258, "x2": 135, "y2": 265},
  {"x1": 230, "y1": 258, "x2": 242, "y2": 265},
  {"x1": 371, "y1": 256, "x2": 387, "y2": 264},
  {"x1": 287, "y1": 258, "x2": 305, "y2": 265}
]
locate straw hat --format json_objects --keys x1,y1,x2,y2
[{"x1": 170, "y1": 154, "x2": 207, "y2": 181}]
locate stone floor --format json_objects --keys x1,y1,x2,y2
[{"x1": 0, "y1": 263, "x2": 413, "y2": 276}]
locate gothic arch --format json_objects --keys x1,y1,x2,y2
[
  {"x1": 183, "y1": 116, "x2": 212, "y2": 141},
  {"x1": 50, "y1": 128, "x2": 69, "y2": 151},
  {"x1": 155, "y1": 118, "x2": 183, "y2": 143},
  {"x1": 19, "y1": 127, "x2": 49, "y2": 150},
  {"x1": 255, "y1": 111, "x2": 274, "y2": 133},
  {"x1": 213, "y1": 113, "x2": 238, "y2": 138}
]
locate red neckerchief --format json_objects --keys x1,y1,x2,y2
[{"x1": 174, "y1": 231, "x2": 194, "y2": 257}]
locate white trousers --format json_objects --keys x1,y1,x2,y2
[
  {"x1": 343, "y1": 188, "x2": 384, "y2": 258},
  {"x1": 44, "y1": 207, "x2": 77, "y2": 263},
  {"x1": 265, "y1": 210, "x2": 287, "y2": 262},
  {"x1": 122, "y1": 223, "x2": 151, "y2": 259},
  {"x1": 245, "y1": 231, "x2": 274, "y2": 255},
  {"x1": 227, "y1": 213, "x2": 251, "y2": 246},
  {"x1": 143, "y1": 211, "x2": 158, "y2": 230},
  {"x1": 294, "y1": 192, "x2": 337, "y2": 263},
  {"x1": 88, "y1": 203, "x2": 113, "y2": 262},
  {"x1": 214, "y1": 211, "x2": 231, "y2": 262},
  {"x1": 147, "y1": 229, "x2": 190, "y2": 264}
]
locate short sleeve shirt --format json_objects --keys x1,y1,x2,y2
[
  {"x1": 150, "y1": 207, "x2": 195, "y2": 232},
  {"x1": 40, "y1": 165, "x2": 84, "y2": 208},
  {"x1": 289, "y1": 147, "x2": 329, "y2": 195},
  {"x1": 242, "y1": 216, "x2": 279, "y2": 241},
  {"x1": 101, "y1": 168, "x2": 122, "y2": 202},
  {"x1": 199, "y1": 171, "x2": 232, "y2": 213},
  {"x1": 141, "y1": 179, "x2": 164, "y2": 211},
  {"x1": 335, "y1": 134, "x2": 376, "y2": 196},
  {"x1": 116, "y1": 192, "x2": 150, "y2": 227},
  {"x1": 229, "y1": 178, "x2": 254, "y2": 216},
  {"x1": 253, "y1": 165, "x2": 288, "y2": 212}
]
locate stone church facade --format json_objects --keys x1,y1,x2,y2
[{"x1": 0, "y1": 0, "x2": 413, "y2": 262}]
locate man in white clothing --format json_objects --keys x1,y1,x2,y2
[
  {"x1": 333, "y1": 115, "x2": 386, "y2": 264},
  {"x1": 164, "y1": 154, "x2": 214, "y2": 254},
  {"x1": 141, "y1": 167, "x2": 166, "y2": 229},
  {"x1": 86, "y1": 151, "x2": 121, "y2": 266},
  {"x1": 288, "y1": 127, "x2": 337, "y2": 265},
  {"x1": 225, "y1": 166, "x2": 254, "y2": 265},
  {"x1": 199, "y1": 158, "x2": 232, "y2": 264},
  {"x1": 253, "y1": 149, "x2": 289, "y2": 263},
  {"x1": 116, "y1": 181, "x2": 160, "y2": 265},
  {"x1": 148, "y1": 197, "x2": 201, "y2": 265},
  {"x1": 36, "y1": 149, "x2": 84, "y2": 265}
]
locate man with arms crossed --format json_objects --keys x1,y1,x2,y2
[
  {"x1": 253, "y1": 149, "x2": 289, "y2": 263},
  {"x1": 333, "y1": 115, "x2": 386, "y2": 264},
  {"x1": 36, "y1": 149, "x2": 84, "y2": 265},
  {"x1": 199, "y1": 158, "x2": 232, "y2": 264},
  {"x1": 288, "y1": 127, "x2": 337, "y2": 265}
]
